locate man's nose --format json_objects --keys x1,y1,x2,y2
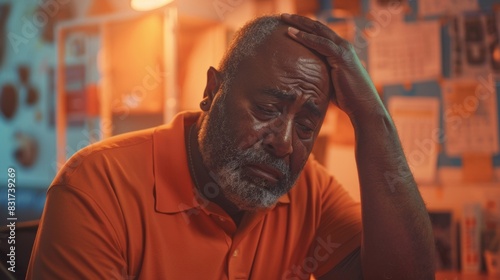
[{"x1": 262, "y1": 117, "x2": 293, "y2": 158}]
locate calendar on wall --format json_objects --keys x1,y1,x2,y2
[
  {"x1": 368, "y1": 20, "x2": 442, "y2": 85},
  {"x1": 442, "y1": 79, "x2": 499, "y2": 156},
  {"x1": 388, "y1": 95, "x2": 441, "y2": 184}
]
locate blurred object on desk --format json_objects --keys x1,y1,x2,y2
[
  {"x1": 461, "y1": 203, "x2": 483, "y2": 273},
  {"x1": 429, "y1": 210, "x2": 457, "y2": 271},
  {"x1": 484, "y1": 250, "x2": 500, "y2": 276},
  {"x1": 436, "y1": 271, "x2": 496, "y2": 279}
]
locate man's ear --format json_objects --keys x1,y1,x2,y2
[{"x1": 201, "y1": 66, "x2": 222, "y2": 111}]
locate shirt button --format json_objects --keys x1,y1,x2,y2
[{"x1": 233, "y1": 249, "x2": 239, "y2": 257}]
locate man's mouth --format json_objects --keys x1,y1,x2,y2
[{"x1": 245, "y1": 164, "x2": 283, "y2": 184}]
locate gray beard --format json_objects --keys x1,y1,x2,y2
[{"x1": 198, "y1": 94, "x2": 299, "y2": 210}]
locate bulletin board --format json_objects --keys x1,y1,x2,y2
[{"x1": 326, "y1": 0, "x2": 500, "y2": 184}]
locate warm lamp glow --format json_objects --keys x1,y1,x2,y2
[{"x1": 131, "y1": 0, "x2": 173, "y2": 11}]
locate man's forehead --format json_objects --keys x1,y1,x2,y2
[
  {"x1": 281, "y1": 57, "x2": 323, "y2": 74},
  {"x1": 232, "y1": 23, "x2": 332, "y2": 101},
  {"x1": 258, "y1": 25, "x2": 328, "y2": 70}
]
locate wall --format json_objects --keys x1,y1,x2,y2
[
  {"x1": 319, "y1": 1, "x2": 500, "y2": 273},
  {"x1": 0, "y1": 0, "x2": 280, "y2": 189},
  {"x1": 318, "y1": 0, "x2": 500, "y2": 199},
  {"x1": 0, "y1": 0, "x2": 73, "y2": 187}
]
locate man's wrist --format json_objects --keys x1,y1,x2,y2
[{"x1": 348, "y1": 102, "x2": 390, "y2": 128}]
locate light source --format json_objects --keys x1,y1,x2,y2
[{"x1": 130, "y1": 0, "x2": 173, "y2": 11}]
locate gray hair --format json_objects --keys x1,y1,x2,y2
[{"x1": 218, "y1": 15, "x2": 282, "y2": 94}]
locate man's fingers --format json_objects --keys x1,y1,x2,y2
[
  {"x1": 281, "y1": 13, "x2": 318, "y2": 33},
  {"x1": 287, "y1": 27, "x2": 344, "y2": 60},
  {"x1": 281, "y1": 13, "x2": 342, "y2": 44}
]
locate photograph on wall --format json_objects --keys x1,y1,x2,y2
[{"x1": 449, "y1": 12, "x2": 500, "y2": 78}]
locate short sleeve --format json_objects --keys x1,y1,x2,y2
[
  {"x1": 26, "y1": 185, "x2": 127, "y2": 279},
  {"x1": 308, "y1": 161, "x2": 362, "y2": 277}
]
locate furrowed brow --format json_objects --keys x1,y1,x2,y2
[
  {"x1": 261, "y1": 88, "x2": 323, "y2": 117},
  {"x1": 303, "y1": 99, "x2": 322, "y2": 118},
  {"x1": 261, "y1": 88, "x2": 297, "y2": 101}
]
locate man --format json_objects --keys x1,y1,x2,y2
[{"x1": 27, "y1": 14, "x2": 434, "y2": 279}]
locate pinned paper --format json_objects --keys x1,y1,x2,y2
[
  {"x1": 368, "y1": 20, "x2": 441, "y2": 85},
  {"x1": 442, "y1": 79, "x2": 499, "y2": 156},
  {"x1": 449, "y1": 12, "x2": 500, "y2": 79},
  {"x1": 388, "y1": 95, "x2": 440, "y2": 184},
  {"x1": 418, "y1": 0, "x2": 478, "y2": 17}
]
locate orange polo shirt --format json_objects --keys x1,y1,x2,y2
[{"x1": 27, "y1": 111, "x2": 361, "y2": 279}]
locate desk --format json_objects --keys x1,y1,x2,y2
[{"x1": 436, "y1": 271, "x2": 499, "y2": 279}]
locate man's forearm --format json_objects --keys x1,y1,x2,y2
[
  {"x1": 352, "y1": 107, "x2": 435, "y2": 279},
  {"x1": 278, "y1": 13, "x2": 435, "y2": 278}
]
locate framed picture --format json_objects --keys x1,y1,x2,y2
[{"x1": 429, "y1": 210, "x2": 457, "y2": 271}]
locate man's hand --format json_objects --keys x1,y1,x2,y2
[
  {"x1": 281, "y1": 13, "x2": 436, "y2": 280},
  {"x1": 281, "y1": 13, "x2": 381, "y2": 120}
]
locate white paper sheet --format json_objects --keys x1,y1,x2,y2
[
  {"x1": 388, "y1": 96, "x2": 440, "y2": 184},
  {"x1": 419, "y1": 0, "x2": 478, "y2": 17},
  {"x1": 442, "y1": 79, "x2": 499, "y2": 156},
  {"x1": 369, "y1": 0, "x2": 406, "y2": 22},
  {"x1": 368, "y1": 20, "x2": 441, "y2": 85}
]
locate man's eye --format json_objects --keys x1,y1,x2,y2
[
  {"x1": 257, "y1": 105, "x2": 278, "y2": 116},
  {"x1": 296, "y1": 122, "x2": 315, "y2": 139}
]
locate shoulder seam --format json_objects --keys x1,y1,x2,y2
[{"x1": 63, "y1": 133, "x2": 154, "y2": 177}]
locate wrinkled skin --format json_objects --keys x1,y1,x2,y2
[
  {"x1": 188, "y1": 14, "x2": 435, "y2": 280},
  {"x1": 193, "y1": 25, "x2": 331, "y2": 215}
]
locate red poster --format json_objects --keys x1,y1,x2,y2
[{"x1": 65, "y1": 64, "x2": 86, "y2": 126}]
